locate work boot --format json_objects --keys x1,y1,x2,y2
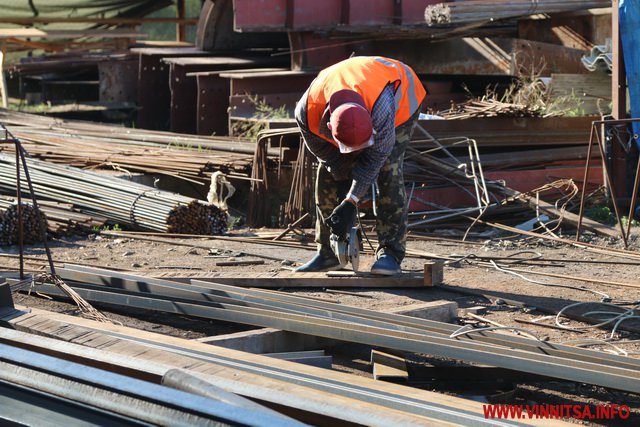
[
  {"x1": 370, "y1": 254, "x2": 401, "y2": 276},
  {"x1": 295, "y1": 251, "x2": 342, "y2": 272}
]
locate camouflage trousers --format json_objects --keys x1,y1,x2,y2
[{"x1": 314, "y1": 109, "x2": 420, "y2": 262}]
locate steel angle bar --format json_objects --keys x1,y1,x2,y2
[
  {"x1": 0, "y1": 343, "x2": 301, "y2": 427},
  {"x1": 47, "y1": 328, "x2": 521, "y2": 427},
  {"x1": 59, "y1": 265, "x2": 640, "y2": 372},
  {"x1": 187, "y1": 279, "x2": 640, "y2": 371},
  {"x1": 53, "y1": 277, "x2": 640, "y2": 375},
  {"x1": 54, "y1": 268, "x2": 463, "y2": 336},
  {"x1": 0, "y1": 379, "x2": 145, "y2": 426},
  {"x1": 0, "y1": 328, "x2": 477, "y2": 427},
  {"x1": 33, "y1": 283, "x2": 640, "y2": 394},
  {"x1": 161, "y1": 369, "x2": 303, "y2": 421},
  {"x1": 36, "y1": 281, "x2": 452, "y2": 342},
  {"x1": 55, "y1": 279, "x2": 448, "y2": 337}
]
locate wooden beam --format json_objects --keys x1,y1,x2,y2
[
  {"x1": 176, "y1": 0, "x2": 187, "y2": 42},
  {"x1": 186, "y1": 271, "x2": 428, "y2": 288}
]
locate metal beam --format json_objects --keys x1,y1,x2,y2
[
  {"x1": 0, "y1": 325, "x2": 491, "y2": 426},
  {"x1": 32, "y1": 281, "x2": 640, "y2": 394},
  {"x1": 58, "y1": 265, "x2": 640, "y2": 372},
  {"x1": 0, "y1": 343, "x2": 299, "y2": 427}
]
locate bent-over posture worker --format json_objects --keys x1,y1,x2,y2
[{"x1": 294, "y1": 56, "x2": 426, "y2": 275}]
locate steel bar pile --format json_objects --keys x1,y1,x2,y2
[
  {"x1": 0, "y1": 110, "x2": 272, "y2": 182},
  {"x1": 247, "y1": 132, "x2": 273, "y2": 228},
  {"x1": 0, "y1": 153, "x2": 227, "y2": 234},
  {"x1": 284, "y1": 143, "x2": 314, "y2": 226},
  {"x1": 438, "y1": 98, "x2": 546, "y2": 119},
  {"x1": 30, "y1": 264, "x2": 640, "y2": 395},
  {"x1": 167, "y1": 200, "x2": 228, "y2": 235},
  {"x1": 0, "y1": 196, "x2": 106, "y2": 237},
  {"x1": 1, "y1": 316, "x2": 502, "y2": 426},
  {"x1": 425, "y1": 0, "x2": 611, "y2": 25},
  {"x1": 0, "y1": 202, "x2": 47, "y2": 246}
]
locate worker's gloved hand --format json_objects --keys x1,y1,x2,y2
[{"x1": 327, "y1": 199, "x2": 357, "y2": 238}]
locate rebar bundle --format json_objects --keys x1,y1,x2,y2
[
  {"x1": 0, "y1": 110, "x2": 265, "y2": 183},
  {"x1": 166, "y1": 200, "x2": 228, "y2": 235},
  {"x1": 425, "y1": 0, "x2": 611, "y2": 25},
  {"x1": 284, "y1": 143, "x2": 314, "y2": 226},
  {"x1": 0, "y1": 196, "x2": 106, "y2": 236},
  {"x1": 0, "y1": 202, "x2": 47, "y2": 246},
  {"x1": 0, "y1": 153, "x2": 227, "y2": 234},
  {"x1": 438, "y1": 98, "x2": 544, "y2": 119}
]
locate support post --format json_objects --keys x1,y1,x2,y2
[
  {"x1": 0, "y1": 42, "x2": 7, "y2": 108},
  {"x1": 176, "y1": 0, "x2": 186, "y2": 42},
  {"x1": 610, "y1": 0, "x2": 628, "y2": 201}
]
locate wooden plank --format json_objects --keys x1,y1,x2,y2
[
  {"x1": 191, "y1": 271, "x2": 427, "y2": 288},
  {"x1": 214, "y1": 260, "x2": 265, "y2": 267}
]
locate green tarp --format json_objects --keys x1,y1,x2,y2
[
  {"x1": 2, "y1": 0, "x2": 171, "y2": 19},
  {"x1": 0, "y1": 0, "x2": 173, "y2": 33}
]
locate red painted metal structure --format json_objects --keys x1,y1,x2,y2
[
  {"x1": 127, "y1": 0, "x2": 613, "y2": 226},
  {"x1": 232, "y1": 0, "x2": 441, "y2": 30}
]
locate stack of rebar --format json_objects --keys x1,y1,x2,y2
[
  {"x1": 0, "y1": 153, "x2": 227, "y2": 234},
  {"x1": 247, "y1": 133, "x2": 273, "y2": 228},
  {"x1": 166, "y1": 200, "x2": 228, "y2": 235},
  {"x1": 284, "y1": 143, "x2": 314, "y2": 226},
  {"x1": 438, "y1": 98, "x2": 544, "y2": 119},
  {"x1": 0, "y1": 196, "x2": 106, "y2": 236},
  {"x1": 0, "y1": 202, "x2": 47, "y2": 246},
  {"x1": 425, "y1": 0, "x2": 611, "y2": 25},
  {"x1": 0, "y1": 109, "x2": 274, "y2": 183}
]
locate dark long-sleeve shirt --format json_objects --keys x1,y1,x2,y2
[{"x1": 295, "y1": 84, "x2": 396, "y2": 201}]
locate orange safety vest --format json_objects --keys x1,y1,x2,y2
[{"x1": 306, "y1": 56, "x2": 426, "y2": 145}]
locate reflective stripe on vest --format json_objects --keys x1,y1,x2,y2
[{"x1": 305, "y1": 56, "x2": 426, "y2": 144}]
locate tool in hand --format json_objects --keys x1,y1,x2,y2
[
  {"x1": 326, "y1": 200, "x2": 361, "y2": 271},
  {"x1": 329, "y1": 226, "x2": 361, "y2": 271}
]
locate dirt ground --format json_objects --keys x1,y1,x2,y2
[{"x1": 2, "y1": 227, "x2": 640, "y2": 426}]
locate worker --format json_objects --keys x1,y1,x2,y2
[{"x1": 294, "y1": 56, "x2": 426, "y2": 275}]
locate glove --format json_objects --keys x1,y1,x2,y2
[{"x1": 327, "y1": 199, "x2": 357, "y2": 238}]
